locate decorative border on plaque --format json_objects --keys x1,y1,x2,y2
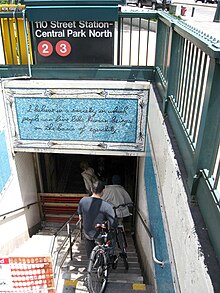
[{"x1": 6, "y1": 87, "x2": 149, "y2": 153}]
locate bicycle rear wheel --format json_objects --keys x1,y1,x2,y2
[
  {"x1": 87, "y1": 246, "x2": 108, "y2": 293},
  {"x1": 117, "y1": 228, "x2": 129, "y2": 270},
  {"x1": 120, "y1": 249, "x2": 129, "y2": 270}
]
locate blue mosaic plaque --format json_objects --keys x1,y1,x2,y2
[
  {"x1": 15, "y1": 98, "x2": 138, "y2": 143},
  {"x1": 0, "y1": 130, "x2": 11, "y2": 193}
]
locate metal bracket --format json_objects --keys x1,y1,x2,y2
[{"x1": 191, "y1": 170, "x2": 203, "y2": 197}]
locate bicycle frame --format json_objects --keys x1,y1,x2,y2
[
  {"x1": 87, "y1": 223, "x2": 112, "y2": 293},
  {"x1": 87, "y1": 203, "x2": 133, "y2": 293}
]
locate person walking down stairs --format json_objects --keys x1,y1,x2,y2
[
  {"x1": 80, "y1": 161, "x2": 99, "y2": 195},
  {"x1": 77, "y1": 180, "x2": 118, "y2": 258}
]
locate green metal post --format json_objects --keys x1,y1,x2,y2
[
  {"x1": 194, "y1": 58, "x2": 220, "y2": 174},
  {"x1": 117, "y1": 14, "x2": 121, "y2": 65},
  {"x1": 192, "y1": 58, "x2": 220, "y2": 265},
  {"x1": 154, "y1": 18, "x2": 169, "y2": 99},
  {"x1": 162, "y1": 24, "x2": 173, "y2": 114},
  {"x1": 165, "y1": 29, "x2": 183, "y2": 115},
  {"x1": 214, "y1": 1, "x2": 220, "y2": 22}
]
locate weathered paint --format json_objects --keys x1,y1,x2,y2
[
  {"x1": 147, "y1": 86, "x2": 214, "y2": 292},
  {"x1": 0, "y1": 130, "x2": 11, "y2": 193},
  {"x1": 0, "y1": 82, "x2": 40, "y2": 255},
  {"x1": 144, "y1": 140, "x2": 175, "y2": 293}
]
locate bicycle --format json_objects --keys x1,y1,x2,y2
[
  {"x1": 113, "y1": 202, "x2": 133, "y2": 271},
  {"x1": 87, "y1": 203, "x2": 133, "y2": 293}
]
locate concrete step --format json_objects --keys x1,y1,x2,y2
[
  {"x1": 107, "y1": 272, "x2": 143, "y2": 283},
  {"x1": 58, "y1": 280, "x2": 153, "y2": 293},
  {"x1": 66, "y1": 258, "x2": 141, "y2": 267},
  {"x1": 63, "y1": 262, "x2": 142, "y2": 276},
  {"x1": 69, "y1": 251, "x2": 139, "y2": 260},
  {"x1": 105, "y1": 282, "x2": 154, "y2": 293},
  {"x1": 38, "y1": 223, "x2": 78, "y2": 236}
]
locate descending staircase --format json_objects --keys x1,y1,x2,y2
[
  {"x1": 57, "y1": 227, "x2": 153, "y2": 293},
  {"x1": 11, "y1": 222, "x2": 153, "y2": 293}
]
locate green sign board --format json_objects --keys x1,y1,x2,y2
[{"x1": 31, "y1": 20, "x2": 114, "y2": 64}]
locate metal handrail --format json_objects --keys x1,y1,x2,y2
[
  {"x1": 50, "y1": 210, "x2": 80, "y2": 259},
  {"x1": 136, "y1": 208, "x2": 164, "y2": 267},
  {"x1": 0, "y1": 201, "x2": 39, "y2": 218},
  {"x1": 48, "y1": 211, "x2": 82, "y2": 290}
]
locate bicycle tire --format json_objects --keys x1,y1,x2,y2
[
  {"x1": 117, "y1": 227, "x2": 127, "y2": 250},
  {"x1": 87, "y1": 246, "x2": 108, "y2": 293},
  {"x1": 121, "y1": 249, "x2": 129, "y2": 270},
  {"x1": 117, "y1": 228, "x2": 129, "y2": 270}
]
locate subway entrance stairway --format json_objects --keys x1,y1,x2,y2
[{"x1": 11, "y1": 220, "x2": 153, "y2": 293}]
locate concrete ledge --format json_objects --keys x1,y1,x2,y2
[{"x1": 148, "y1": 86, "x2": 214, "y2": 292}]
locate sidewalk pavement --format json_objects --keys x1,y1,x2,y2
[
  {"x1": 173, "y1": 4, "x2": 220, "y2": 41},
  {"x1": 122, "y1": 4, "x2": 220, "y2": 41},
  {"x1": 184, "y1": 20, "x2": 220, "y2": 41}
]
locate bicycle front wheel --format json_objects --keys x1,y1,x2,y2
[{"x1": 87, "y1": 246, "x2": 108, "y2": 293}]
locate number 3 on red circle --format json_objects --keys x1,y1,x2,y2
[{"x1": 55, "y1": 40, "x2": 71, "y2": 57}]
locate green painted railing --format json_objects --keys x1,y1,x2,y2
[
  {"x1": 154, "y1": 12, "x2": 220, "y2": 264},
  {"x1": 0, "y1": 6, "x2": 219, "y2": 264}
]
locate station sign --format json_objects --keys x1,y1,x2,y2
[{"x1": 31, "y1": 21, "x2": 114, "y2": 64}]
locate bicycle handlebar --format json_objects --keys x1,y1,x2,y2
[{"x1": 113, "y1": 202, "x2": 133, "y2": 210}]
